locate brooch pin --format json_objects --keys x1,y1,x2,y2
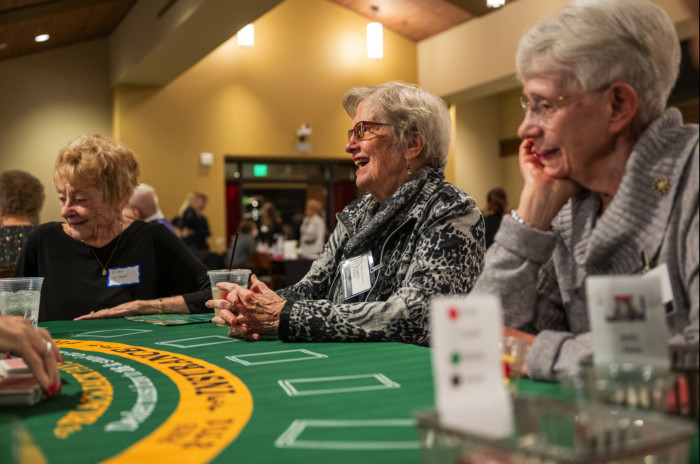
[{"x1": 653, "y1": 177, "x2": 671, "y2": 195}]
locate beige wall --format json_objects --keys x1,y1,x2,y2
[
  {"x1": 0, "y1": 39, "x2": 113, "y2": 224},
  {"x1": 450, "y1": 88, "x2": 524, "y2": 211},
  {"x1": 114, "y1": 0, "x2": 418, "y2": 251}
]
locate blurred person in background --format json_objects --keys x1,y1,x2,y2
[
  {"x1": 13, "y1": 133, "x2": 210, "y2": 321},
  {"x1": 122, "y1": 183, "x2": 176, "y2": 234},
  {"x1": 257, "y1": 201, "x2": 284, "y2": 248},
  {"x1": 483, "y1": 187, "x2": 508, "y2": 249},
  {"x1": 298, "y1": 199, "x2": 326, "y2": 259},
  {"x1": 227, "y1": 219, "x2": 258, "y2": 270},
  {"x1": 0, "y1": 170, "x2": 45, "y2": 270},
  {"x1": 177, "y1": 191, "x2": 211, "y2": 260}
]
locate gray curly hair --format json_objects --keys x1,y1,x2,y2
[{"x1": 342, "y1": 81, "x2": 451, "y2": 171}]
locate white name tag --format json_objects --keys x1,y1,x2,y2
[
  {"x1": 340, "y1": 252, "x2": 373, "y2": 299},
  {"x1": 108, "y1": 265, "x2": 141, "y2": 287}
]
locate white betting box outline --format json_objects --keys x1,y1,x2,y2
[
  {"x1": 155, "y1": 335, "x2": 239, "y2": 348},
  {"x1": 73, "y1": 329, "x2": 152, "y2": 338},
  {"x1": 278, "y1": 373, "x2": 400, "y2": 397},
  {"x1": 275, "y1": 419, "x2": 419, "y2": 450},
  {"x1": 226, "y1": 349, "x2": 327, "y2": 366}
]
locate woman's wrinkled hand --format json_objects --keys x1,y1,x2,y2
[
  {"x1": 207, "y1": 275, "x2": 285, "y2": 341},
  {"x1": 74, "y1": 300, "x2": 149, "y2": 320},
  {"x1": 0, "y1": 315, "x2": 63, "y2": 395}
]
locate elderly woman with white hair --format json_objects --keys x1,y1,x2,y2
[
  {"x1": 474, "y1": 0, "x2": 699, "y2": 379},
  {"x1": 209, "y1": 81, "x2": 485, "y2": 345}
]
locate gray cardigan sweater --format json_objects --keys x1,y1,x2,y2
[
  {"x1": 277, "y1": 166, "x2": 484, "y2": 345},
  {"x1": 474, "y1": 108, "x2": 699, "y2": 380}
]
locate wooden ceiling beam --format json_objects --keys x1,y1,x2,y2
[
  {"x1": 0, "y1": 0, "x2": 119, "y2": 25},
  {"x1": 444, "y1": 0, "x2": 492, "y2": 17}
]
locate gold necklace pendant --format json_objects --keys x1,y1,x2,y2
[{"x1": 90, "y1": 233, "x2": 122, "y2": 277}]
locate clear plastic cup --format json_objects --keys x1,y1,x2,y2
[
  {"x1": 207, "y1": 269, "x2": 251, "y2": 318},
  {"x1": 0, "y1": 277, "x2": 44, "y2": 326}
]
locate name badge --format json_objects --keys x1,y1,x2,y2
[
  {"x1": 340, "y1": 252, "x2": 375, "y2": 299},
  {"x1": 108, "y1": 265, "x2": 141, "y2": 287}
]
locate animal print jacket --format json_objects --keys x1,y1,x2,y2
[{"x1": 277, "y1": 166, "x2": 484, "y2": 345}]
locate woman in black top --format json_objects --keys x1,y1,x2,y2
[{"x1": 14, "y1": 133, "x2": 210, "y2": 321}]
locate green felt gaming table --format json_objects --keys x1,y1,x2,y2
[{"x1": 2, "y1": 316, "x2": 697, "y2": 464}]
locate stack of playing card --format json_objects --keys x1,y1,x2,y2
[{"x1": 0, "y1": 358, "x2": 45, "y2": 406}]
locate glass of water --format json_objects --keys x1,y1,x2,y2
[{"x1": 0, "y1": 277, "x2": 44, "y2": 326}]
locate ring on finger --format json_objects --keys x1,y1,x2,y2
[
  {"x1": 228, "y1": 302, "x2": 234, "y2": 311},
  {"x1": 43, "y1": 340, "x2": 53, "y2": 357}
]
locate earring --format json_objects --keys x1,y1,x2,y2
[{"x1": 406, "y1": 161, "x2": 412, "y2": 180}]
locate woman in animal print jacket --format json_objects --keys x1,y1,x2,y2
[{"x1": 208, "y1": 82, "x2": 484, "y2": 345}]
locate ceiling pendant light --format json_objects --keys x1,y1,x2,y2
[
  {"x1": 237, "y1": 24, "x2": 254, "y2": 48},
  {"x1": 367, "y1": 6, "x2": 383, "y2": 59},
  {"x1": 487, "y1": 0, "x2": 505, "y2": 7}
]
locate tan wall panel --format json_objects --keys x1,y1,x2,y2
[{"x1": 0, "y1": 39, "x2": 113, "y2": 224}]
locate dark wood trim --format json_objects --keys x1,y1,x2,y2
[
  {"x1": 499, "y1": 137, "x2": 520, "y2": 157},
  {"x1": 669, "y1": 98, "x2": 699, "y2": 124}
]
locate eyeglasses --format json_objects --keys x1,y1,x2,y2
[
  {"x1": 520, "y1": 94, "x2": 580, "y2": 127},
  {"x1": 519, "y1": 87, "x2": 610, "y2": 127},
  {"x1": 347, "y1": 121, "x2": 392, "y2": 142}
]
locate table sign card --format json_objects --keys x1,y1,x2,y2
[
  {"x1": 430, "y1": 294, "x2": 513, "y2": 438},
  {"x1": 586, "y1": 274, "x2": 670, "y2": 374}
]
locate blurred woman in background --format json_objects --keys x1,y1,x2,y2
[
  {"x1": 177, "y1": 191, "x2": 211, "y2": 260},
  {"x1": 483, "y1": 187, "x2": 508, "y2": 249},
  {"x1": 0, "y1": 170, "x2": 44, "y2": 270},
  {"x1": 298, "y1": 199, "x2": 326, "y2": 259},
  {"x1": 256, "y1": 201, "x2": 284, "y2": 248}
]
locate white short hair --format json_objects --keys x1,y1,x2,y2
[
  {"x1": 342, "y1": 81, "x2": 451, "y2": 171},
  {"x1": 516, "y1": 0, "x2": 680, "y2": 126}
]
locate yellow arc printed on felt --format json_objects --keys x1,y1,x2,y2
[{"x1": 55, "y1": 339, "x2": 253, "y2": 464}]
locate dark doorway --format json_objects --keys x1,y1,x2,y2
[{"x1": 224, "y1": 158, "x2": 358, "y2": 248}]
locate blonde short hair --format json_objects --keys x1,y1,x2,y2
[
  {"x1": 54, "y1": 133, "x2": 140, "y2": 207},
  {"x1": 306, "y1": 199, "x2": 323, "y2": 215}
]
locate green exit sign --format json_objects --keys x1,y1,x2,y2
[{"x1": 253, "y1": 164, "x2": 268, "y2": 177}]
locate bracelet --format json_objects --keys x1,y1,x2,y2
[
  {"x1": 510, "y1": 209, "x2": 533, "y2": 228},
  {"x1": 158, "y1": 298, "x2": 164, "y2": 314}
]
